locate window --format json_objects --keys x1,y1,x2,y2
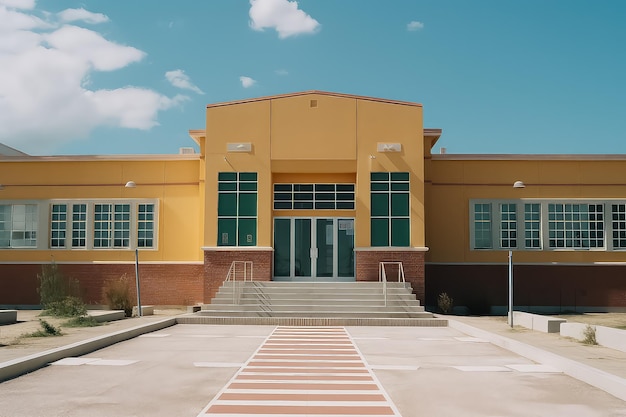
[
  {"x1": 273, "y1": 184, "x2": 355, "y2": 210},
  {"x1": 72, "y1": 204, "x2": 87, "y2": 248},
  {"x1": 473, "y1": 203, "x2": 492, "y2": 249},
  {"x1": 93, "y1": 204, "x2": 112, "y2": 248},
  {"x1": 218, "y1": 172, "x2": 257, "y2": 246},
  {"x1": 500, "y1": 203, "x2": 517, "y2": 248},
  {"x1": 50, "y1": 204, "x2": 67, "y2": 248},
  {"x1": 470, "y1": 199, "x2": 615, "y2": 251},
  {"x1": 113, "y1": 204, "x2": 131, "y2": 248},
  {"x1": 548, "y1": 203, "x2": 603, "y2": 248},
  {"x1": 0, "y1": 204, "x2": 38, "y2": 248},
  {"x1": 524, "y1": 203, "x2": 541, "y2": 249},
  {"x1": 137, "y1": 204, "x2": 154, "y2": 248},
  {"x1": 370, "y1": 172, "x2": 410, "y2": 247}
]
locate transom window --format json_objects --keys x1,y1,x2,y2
[{"x1": 273, "y1": 184, "x2": 355, "y2": 210}]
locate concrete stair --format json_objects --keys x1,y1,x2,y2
[{"x1": 182, "y1": 281, "x2": 447, "y2": 327}]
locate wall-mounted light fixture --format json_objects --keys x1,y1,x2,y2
[
  {"x1": 125, "y1": 181, "x2": 137, "y2": 188},
  {"x1": 377, "y1": 143, "x2": 401, "y2": 153},
  {"x1": 513, "y1": 180, "x2": 526, "y2": 189},
  {"x1": 227, "y1": 143, "x2": 252, "y2": 152}
]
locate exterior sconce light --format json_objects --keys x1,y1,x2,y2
[
  {"x1": 125, "y1": 181, "x2": 137, "y2": 188},
  {"x1": 513, "y1": 180, "x2": 525, "y2": 188},
  {"x1": 377, "y1": 143, "x2": 401, "y2": 152},
  {"x1": 227, "y1": 143, "x2": 252, "y2": 152}
]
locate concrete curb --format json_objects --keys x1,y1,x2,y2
[
  {"x1": 0, "y1": 317, "x2": 176, "y2": 382},
  {"x1": 448, "y1": 319, "x2": 626, "y2": 402}
]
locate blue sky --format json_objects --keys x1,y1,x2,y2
[{"x1": 1, "y1": 0, "x2": 625, "y2": 156}]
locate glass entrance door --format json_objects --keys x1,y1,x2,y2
[{"x1": 273, "y1": 217, "x2": 354, "y2": 280}]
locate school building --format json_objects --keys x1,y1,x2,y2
[{"x1": 1, "y1": 91, "x2": 625, "y2": 312}]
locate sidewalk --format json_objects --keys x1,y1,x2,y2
[{"x1": 2, "y1": 311, "x2": 626, "y2": 402}]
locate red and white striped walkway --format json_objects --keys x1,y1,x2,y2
[{"x1": 197, "y1": 326, "x2": 401, "y2": 416}]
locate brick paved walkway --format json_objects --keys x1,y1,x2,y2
[{"x1": 198, "y1": 326, "x2": 400, "y2": 416}]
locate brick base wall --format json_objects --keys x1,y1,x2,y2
[
  {"x1": 203, "y1": 249, "x2": 273, "y2": 302},
  {"x1": 426, "y1": 264, "x2": 626, "y2": 313},
  {"x1": 355, "y1": 250, "x2": 426, "y2": 303},
  {"x1": 0, "y1": 263, "x2": 204, "y2": 307}
]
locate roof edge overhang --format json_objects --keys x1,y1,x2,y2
[
  {"x1": 0, "y1": 154, "x2": 201, "y2": 162},
  {"x1": 206, "y1": 90, "x2": 423, "y2": 109}
]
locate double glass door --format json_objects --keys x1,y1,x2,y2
[{"x1": 273, "y1": 218, "x2": 354, "y2": 280}]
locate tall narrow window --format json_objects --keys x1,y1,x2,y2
[
  {"x1": 500, "y1": 203, "x2": 517, "y2": 248},
  {"x1": 524, "y1": 203, "x2": 541, "y2": 248},
  {"x1": 217, "y1": 172, "x2": 257, "y2": 246},
  {"x1": 72, "y1": 204, "x2": 87, "y2": 248},
  {"x1": 474, "y1": 203, "x2": 492, "y2": 249},
  {"x1": 137, "y1": 204, "x2": 154, "y2": 248},
  {"x1": 94, "y1": 204, "x2": 112, "y2": 248},
  {"x1": 113, "y1": 204, "x2": 130, "y2": 248},
  {"x1": 50, "y1": 204, "x2": 67, "y2": 248},
  {"x1": 370, "y1": 172, "x2": 410, "y2": 247}
]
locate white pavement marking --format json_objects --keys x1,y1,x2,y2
[
  {"x1": 86, "y1": 359, "x2": 137, "y2": 366},
  {"x1": 138, "y1": 333, "x2": 170, "y2": 338},
  {"x1": 453, "y1": 365, "x2": 512, "y2": 372},
  {"x1": 507, "y1": 364, "x2": 561, "y2": 373},
  {"x1": 194, "y1": 362, "x2": 245, "y2": 368},
  {"x1": 369, "y1": 364, "x2": 420, "y2": 371},
  {"x1": 455, "y1": 336, "x2": 489, "y2": 343},
  {"x1": 50, "y1": 357, "x2": 101, "y2": 366}
]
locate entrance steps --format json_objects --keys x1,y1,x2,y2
[{"x1": 181, "y1": 281, "x2": 447, "y2": 327}]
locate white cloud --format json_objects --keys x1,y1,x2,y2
[
  {"x1": 0, "y1": 3, "x2": 185, "y2": 154},
  {"x1": 58, "y1": 8, "x2": 109, "y2": 24},
  {"x1": 165, "y1": 69, "x2": 204, "y2": 94},
  {"x1": 239, "y1": 76, "x2": 256, "y2": 88},
  {"x1": 407, "y1": 21, "x2": 424, "y2": 31},
  {"x1": 249, "y1": 0, "x2": 320, "y2": 39}
]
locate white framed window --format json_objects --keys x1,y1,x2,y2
[
  {"x1": 273, "y1": 183, "x2": 355, "y2": 210},
  {"x1": 470, "y1": 199, "x2": 626, "y2": 251},
  {"x1": 0, "y1": 204, "x2": 38, "y2": 248},
  {"x1": 47, "y1": 200, "x2": 157, "y2": 250}
]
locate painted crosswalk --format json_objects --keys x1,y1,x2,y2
[{"x1": 197, "y1": 326, "x2": 401, "y2": 416}]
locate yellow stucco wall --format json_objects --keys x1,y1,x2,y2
[
  {"x1": 204, "y1": 92, "x2": 426, "y2": 249},
  {"x1": 425, "y1": 157, "x2": 626, "y2": 264},
  {"x1": 0, "y1": 158, "x2": 203, "y2": 262}
]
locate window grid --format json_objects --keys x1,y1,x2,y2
[
  {"x1": 0, "y1": 204, "x2": 38, "y2": 248},
  {"x1": 113, "y1": 204, "x2": 130, "y2": 248},
  {"x1": 474, "y1": 203, "x2": 492, "y2": 249},
  {"x1": 548, "y1": 203, "x2": 604, "y2": 249},
  {"x1": 370, "y1": 172, "x2": 410, "y2": 247},
  {"x1": 137, "y1": 204, "x2": 154, "y2": 248},
  {"x1": 524, "y1": 203, "x2": 541, "y2": 249},
  {"x1": 51, "y1": 204, "x2": 67, "y2": 248},
  {"x1": 94, "y1": 204, "x2": 112, "y2": 248},
  {"x1": 273, "y1": 184, "x2": 355, "y2": 210},
  {"x1": 218, "y1": 172, "x2": 257, "y2": 246},
  {"x1": 500, "y1": 203, "x2": 517, "y2": 248},
  {"x1": 72, "y1": 204, "x2": 87, "y2": 248}
]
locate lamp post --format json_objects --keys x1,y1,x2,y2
[
  {"x1": 509, "y1": 180, "x2": 526, "y2": 328},
  {"x1": 125, "y1": 180, "x2": 141, "y2": 317}
]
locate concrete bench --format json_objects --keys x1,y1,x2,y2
[
  {"x1": 561, "y1": 323, "x2": 626, "y2": 353},
  {"x1": 87, "y1": 310, "x2": 125, "y2": 323},
  {"x1": 0, "y1": 310, "x2": 17, "y2": 325},
  {"x1": 512, "y1": 311, "x2": 566, "y2": 333},
  {"x1": 132, "y1": 305, "x2": 154, "y2": 317}
]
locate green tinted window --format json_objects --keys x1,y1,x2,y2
[
  {"x1": 371, "y1": 172, "x2": 389, "y2": 181},
  {"x1": 217, "y1": 219, "x2": 236, "y2": 246},
  {"x1": 218, "y1": 193, "x2": 237, "y2": 216},
  {"x1": 238, "y1": 219, "x2": 257, "y2": 246},
  {"x1": 238, "y1": 193, "x2": 257, "y2": 216},
  {"x1": 239, "y1": 172, "x2": 257, "y2": 181},
  {"x1": 391, "y1": 218, "x2": 410, "y2": 246},
  {"x1": 391, "y1": 193, "x2": 409, "y2": 217},
  {"x1": 371, "y1": 219, "x2": 389, "y2": 246},
  {"x1": 371, "y1": 194, "x2": 389, "y2": 216},
  {"x1": 218, "y1": 172, "x2": 237, "y2": 181}
]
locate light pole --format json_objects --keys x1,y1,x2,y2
[
  {"x1": 509, "y1": 180, "x2": 526, "y2": 328},
  {"x1": 125, "y1": 180, "x2": 142, "y2": 317}
]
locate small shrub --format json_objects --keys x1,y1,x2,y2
[
  {"x1": 45, "y1": 296, "x2": 87, "y2": 318},
  {"x1": 24, "y1": 320, "x2": 62, "y2": 337},
  {"x1": 64, "y1": 315, "x2": 100, "y2": 327},
  {"x1": 104, "y1": 274, "x2": 134, "y2": 317},
  {"x1": 437, "y1": 292, "x2": 454, "y2": 314},
  {"x1": 582, "y1": 324, "x2": 598, "y2": 345},
  {"x1": 37, "y1": 261, "x2": 66, "y2": 308}
]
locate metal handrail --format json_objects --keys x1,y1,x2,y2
[
  {"x1": 225, "y1": 261, "x2": 253, "y2": 304},
  {"x1": 379, "y1": 262, "x2": 406, "y2": 307}
]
